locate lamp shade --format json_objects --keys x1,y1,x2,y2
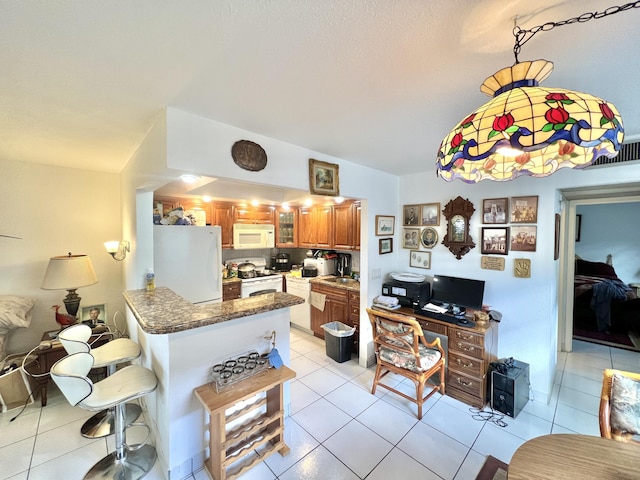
[
  {"x1": 436, "y1": 60, "x2": 624, "y2": 182},
  {"x1": 41, "y1": 254, "x2": 98, "y2": 290}
]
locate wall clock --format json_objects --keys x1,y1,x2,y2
[{"x1": 442, "y1": 196, "x2": 475, "y2": 259}]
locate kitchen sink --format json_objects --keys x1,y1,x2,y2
[{"x1": 325, "y1": 277, "x2": 359, "y2": 285}]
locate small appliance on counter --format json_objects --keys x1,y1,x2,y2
[
  {"x1": 274, "y1": 253, "x2": 291, "y2": 272},
  {"x1": 303, "y1": 257, "x2": 336, "y2": 276},
  {"x1": 302, "y1": 264, "x2": 317, "y2": 277},
  {"x1": 381, "y1": 280, "x2": 430, "y2": 307}
]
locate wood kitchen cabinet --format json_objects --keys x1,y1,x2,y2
[
  {"x1": 275, "y1": 208, "x2": 297, "y2": 247},
  {"x1": 233, "y1": 205, "x2": 275, "y2": 224},
  {"x1": 212, "y1": 202, "x2": 234, "y2": 249},
  {"x1": 333, "y1": 201, "x2": 361, "y2": 251},
  {"x1": 310, "y1": 282, "x2": 349, "y2": 340},
  {"x1": 222, "y1": 280, "x2": 241, "y2": 301},
  {"x1": 347, "y1": 291, "x2": 360, "y2": 354},
  {"x1": 298, "y1": 205, "x2": 333, "y2": 249}
]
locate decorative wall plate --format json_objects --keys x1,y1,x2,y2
[{"x1": 231, "y1": 140, "x2": 268, "y2": 171}]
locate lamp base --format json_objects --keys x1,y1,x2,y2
[{"x1": 63, "y1": 289, "x2": 81, "y2": 317}]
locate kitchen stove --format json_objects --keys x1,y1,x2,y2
[{"x1": 226, "y1": 257, "x2": 283, "y2": 298}]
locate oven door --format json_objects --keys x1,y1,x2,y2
[{"x1": 241, "y1": 277, "x2": 283, "y2": 298}]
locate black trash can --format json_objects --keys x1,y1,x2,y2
[{"x1": 321, "y1": 321, "x2": 355, "y2": 363}]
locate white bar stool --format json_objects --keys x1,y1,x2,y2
[
  {"x1": 51, "y1": 352, "x2": 158, "y2": 480},
  {"x1": 57, "y1": 324, "x2": 142, "y2": 438}
]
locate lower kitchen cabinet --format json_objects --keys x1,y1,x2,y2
[
  {"x1": 310, "y1": 283, "x2": 348, "y2": 340},
  {"x1": 222, "y1": 280, "x2": 241, "y2": 301}
]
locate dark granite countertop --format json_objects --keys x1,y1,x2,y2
[{"x1": 123, "y1": 287, "x2": 304, "y2": 335}]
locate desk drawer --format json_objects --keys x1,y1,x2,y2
[
  {"x1": 417, "y1": 319, "x2": 447, "y2": 336},
  {"x1": 449, "y1": 327, "x2": 484, "y2": 348},
  {"x1": 449, "y1": 351, "x2": 485, "y2": 377},
  {"x1": 449, "y1": 339, "x2": 483, "y2": 358},
  {"x1": 448, "y1": 370, "x2": 485, "y2": 399}
]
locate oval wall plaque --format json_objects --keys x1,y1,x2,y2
[{"x1": 231, "y1": 140, "x2": 268, "y2": 171}]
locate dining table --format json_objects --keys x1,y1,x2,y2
[{"x1": 508, "y1": 433, "x2": 640, "y2": 479}]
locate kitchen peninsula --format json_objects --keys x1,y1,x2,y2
[{"x1": 123, "y1": 287, "x2": 304, "y2": 479}]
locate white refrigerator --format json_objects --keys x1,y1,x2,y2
[{"x1": 153, "y1": 225, "x2": 222, "y2": 304}]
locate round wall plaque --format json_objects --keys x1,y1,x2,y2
[{"x1": 231, "y1": 140, "x2": 268, "y2": 171}]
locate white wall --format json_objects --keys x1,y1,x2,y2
[
  {"x1": 0, "y1": 158, "x2": 123, "y2": 355},
  {"x1": 576, "y1": 202, "x2": 640, "y2": 283},
  {"x1": 399, "y1": 163, "x2": 640, "y2": 402}
]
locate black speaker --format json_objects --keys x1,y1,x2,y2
[{"x1": 488, "y1": 358, "x2": 529, "y2": 418}]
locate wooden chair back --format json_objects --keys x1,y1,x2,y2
[{"x1": 599, "y1": 368, "x2": 640, "y2": 444}]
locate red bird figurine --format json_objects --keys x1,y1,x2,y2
[{"x1": 52, "y1": 305, "x2": 77, "y2": 330}]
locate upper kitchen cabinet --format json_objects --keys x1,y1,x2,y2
[
  {"x1": 298, "y1": 204, "x2": 333, "y2": 249},
  {"x1": 333, "y1": 202, "x2": 361, "y2": 251},
  {"x1": 276, "y1": 208, "x2": 297, "y2": 248},
  {"x1": 212, "y1": 202, "x2": 234, "y2": 249},
  {"x1": 233, "y1": 205, "x2": 276, "y2": 224},
  {"x1": 154, "y1": 196, "x2": 210, "y2": 225}
]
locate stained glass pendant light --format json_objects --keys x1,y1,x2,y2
[{"x1": 435, "y1": 5, "x2": 631, "y2": 183}]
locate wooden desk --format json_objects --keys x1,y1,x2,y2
[
  {"x1": 31, "y1": 330, "x2": 109, "y2": 406},
  {"x1": 194, "y1": 366, "x2": 296, "y2": 480},
  {"x1": 508, "y1": 434, "x2": 640, "y2": 479}
]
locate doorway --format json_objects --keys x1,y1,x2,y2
[{"x1": 558, "y1": 184, "x2": 640, "y2": 352}]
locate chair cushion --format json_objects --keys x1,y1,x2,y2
[
  {"x1": 378, "y1": 344, "x2": 441, "y2": 373},
  {"x1": 610, "y1": 373, "x2": 640, "y2": 435}
]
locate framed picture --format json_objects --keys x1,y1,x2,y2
[
  {"x1": 510, "y1": 225, "x2": 537, "y2": 252},
  {"x1": 403, "y1": 204, "x2": 420, "y2": 226},
  {"x1": 482, "y1": 197, "x2": 508, "y2": 224},
  {"x1": 309, "y1": 159, "x2": 340, "y2": 196},
  {"x1": 575, "y1": 214, "x2": 582, "y2": 242},
  {"x1": 402, "y1": 227, "x2": 420, "y2": 249},
  {"x1": 481, "y1": 227, "x2": 509, "y2": 255},
  {"x1": 80, "y1": 303, "x2": 107, "y2": 327},
  {"x1": 554, "y1": 214, "x2": 561, "y2": 260},
  {"x1": 379, "y1": 238, "x2": 393, "y2": 254},
  {"x1": 375, "y1": 215, "x2": 395, "y2": 236},
  {"x1": 420, "y1": 203, "x2": 440, "y2": 226},
  {"x1": 420, "y1": 227, "x2": 438, "y2": 249},
  {"x1": 410, "y1": 250, "x2": 431, "y2": 269},
  {"x1": 511, "y1": 195, "x2": 538, "y2": 223}
]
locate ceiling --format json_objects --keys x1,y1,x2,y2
[{"x1": 3, "y1": 0, "x2": 639, "y2": 177}]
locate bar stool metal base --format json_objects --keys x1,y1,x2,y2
[
  {"x1": 81, "y1": 404, "x2": 142, "y2": 438},
  {"x1": 84, "y1": 444, "x2": 157, "y2": 480}
]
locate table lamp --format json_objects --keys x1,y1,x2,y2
[{"x1": 41, "y1": 253, "x2": 98, "y2": 317}]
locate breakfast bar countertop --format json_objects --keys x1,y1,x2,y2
[
  {"x1": 123, "y1": 287, "x2": 304, "y2": 335},
  {"x1": 310, "y1": 275, "x2": 360, "y2": 292}
]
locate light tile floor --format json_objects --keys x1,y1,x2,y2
[{"x1": 1, "y1": 328, "x2": 638, "y2": 480}]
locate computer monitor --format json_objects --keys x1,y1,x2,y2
[{"x1": 431, "y1": 275, "x2": 485, "y2": 311}]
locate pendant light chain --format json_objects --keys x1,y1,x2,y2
[{"x1": 513, "y1": 1, "x2": 640, "y2": 63}]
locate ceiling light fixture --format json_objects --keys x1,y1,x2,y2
[
  {"x1": 180, "y1": 174, "x2": 199, "y2": 184},
  {"x1": 436, "y1": 3, "x2": 635, "y2": 183}
]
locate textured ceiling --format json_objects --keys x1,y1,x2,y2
[{"x1": 2, "y1": 0, "x2": 639, "y2": 176}]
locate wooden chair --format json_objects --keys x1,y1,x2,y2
[
  {"x1": 367, "y1": 307, "x2": 445, "y2": 419},
  {"x1": 599, "y1": 368, "x2": 640, "y2": 443}
]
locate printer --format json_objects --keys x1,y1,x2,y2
[{"x1": 381, "y1": 280, "x2": 430, "y2": 307}]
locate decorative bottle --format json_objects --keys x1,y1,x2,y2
[{"x1": 145, "y1": 268, "x2": 156, "y2": 294}]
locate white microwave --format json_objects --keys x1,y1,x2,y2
[{"x1": 233, "y1": 224, "x2": 275, "y2": 249}]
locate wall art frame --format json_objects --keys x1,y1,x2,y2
[
  {"x1": 379, "y1": 238, "x2": 393, "y2": 254},
  {"x1": 309, "y1": 159, "x2": 339, "y2": 196},
  {"x1": 402, "y1": 227, "x2": 420, "y2": 249},
  {"x1": 410, "y1": 250, "x2": 431, "y2": 269},
  {"x1": 375, "y1": 215, "x2": 395, "y2": 236},
  {"x1": 482, "y1": 197, "x2": 508, "y2": 224},
  {"x1": 481, "y1": 227, "x2": 509, "y2": 255},
  {"x1": 420, "y1": 203, "x2": 440, "y2": 226},
  {"x1": 403, "y1": 204, "x2": 420, "y2": 226},
  {"x1": 510, "y1": 225, "x2": 537, "y2": 252},
  {"x1": 510, "y1": 195, "x2": 538, "y2": 223}
]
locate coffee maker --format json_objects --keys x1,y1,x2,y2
[{"x1": 336, "y1": 253, "x2": 352, "y2": 277}]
